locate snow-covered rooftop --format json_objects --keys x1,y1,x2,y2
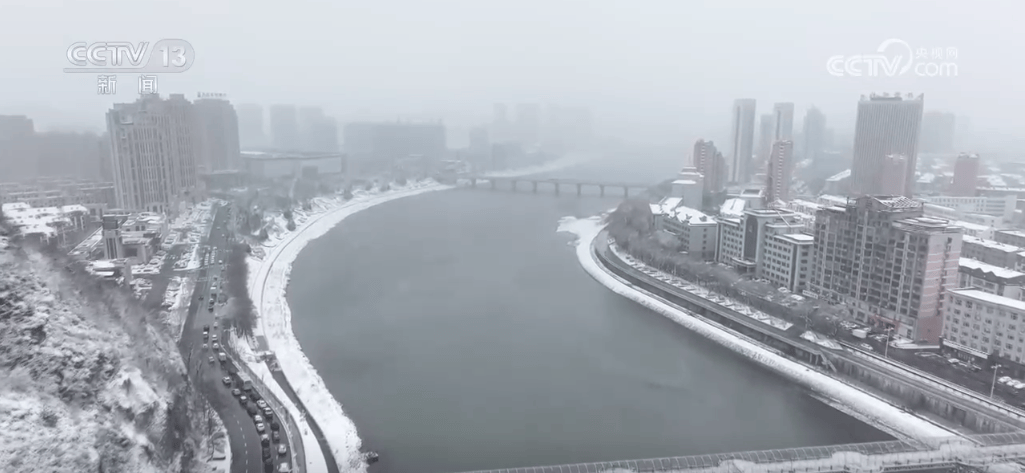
[
  {"x1": 951, "y1": 288, "x2": 1025, "y2": 311},
  {"x1": 963, "y1": 235, "x2": 1022, "y2": 253},
  {"x1": 1, "y1": 202, "x2": 85, "y2": 237},
  {"x1": 959, "y1": 258, "x2": 1025, "y2": 280},
  {"x1": 720, "y1": 198, "x2": 746, "y2": 217},
  {"x1": 826, "y1": 169, "x2": 851, "y2": 182}
]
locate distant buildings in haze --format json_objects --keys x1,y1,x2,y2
[
  {"x1": 728, "y1": 98, "x2": 757, "y2": 184},
  {"x1": 951, "y1": 153, "x2": 981, "y2": 197}
]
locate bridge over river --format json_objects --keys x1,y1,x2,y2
[
  {"x1": 459, "y1": 175, "x2": 653, "y2": 197},
  {"x1": 448, "y1": 432, "x2": 1025, "y2": 473}
]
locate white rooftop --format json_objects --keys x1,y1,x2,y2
[
  {"x1": 959, "y1": 258, "x2": 1025, "y2": 280},
  {"x1": 720, "y1": 198, "x2": 746, "y2": 217},
  {"x1": 963, "y1": 235, "x2": 1021, "y2": 254},
  {"x1": 951, "y1": 288, "x2": 1025, "y2": 312}
]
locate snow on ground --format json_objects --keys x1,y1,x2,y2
[
  {"x1": 556, "y1": 216, "x2": 956, "y2": 441},
  {"x1": 247, "y1": 162, "x2": 592, "y2": 472},
  {"x1": 801, "y1": 331, "x2": 843, "y2": 350}
]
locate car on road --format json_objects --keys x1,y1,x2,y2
[
  {"x1": 203, "y1": 325, "x2": 210, "y2": 332},
  {"x1": 262, "y1": 446, "x2": 272, "y2": 459},
  {"x1": 277, "y1": 444, "x2": 287, "y2": 456},
  {"x1": 256, "y1": 423, "x2": 266, "y2": 433},
  {"x1": 218, "y1": 352, "x2": 227, "y2": 362},
  {"x1": 212, "y1": 342, "x2": 220, "y2": 350},
  {"x1": 202, "y1": 343, "x2": 208, "y2": 350},
  {"x1": 208, "y1": 356, "x2": 215, "y2": 364},
  {"x1": 272, "y1": 431, "x2": 281, "y2": 443},
  {"x1": 202, "y1": 332, "x2": 208, "y2": 341},
  {"x1": 254, "y1": 415, "x2": 264, "y2": 424},
  {"x1": 239, "y1": 395, "x2": 248, "y2": 404},
  {"x1": 247, "y1": 404, "x2": 259, "y2": 415},
  {"x1": 858, "y1": 343, "x2": 873, "y2": 351},
  {"x1": 277, "y1": 461, "x2": 292, "y2": 472},
  {"x1": 256, "y1": 400, "x2": 268, "y2": 409},
  {"x1": 263, "y1": 407, "x2": 273, "y2": 418},
  {"x1": 270, "y1": 420, "x2": 280, "y2": 432},
  {"x1": 208, "y1": 306, "x2": 214, "y2": 313},
  {"x1": 211, "y1": 334, "x2": 218, "y2": 342},
  {"x1": 261, "y1": 434, "x2": 271, "y2": 446},
  {"x1": 221, "y1": 376, "x2": 232, "y2": 386},
  {"x1": 232, "y1": 388, "x2": 241, "y2": 397}
]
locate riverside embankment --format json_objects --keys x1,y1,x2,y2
[{"x1": 576, "y1": 218, "x2": 1025, "y2": 439}]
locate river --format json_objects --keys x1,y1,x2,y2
[{"x1": 287, "y1": 154, "x2": 891, "y2": 473}]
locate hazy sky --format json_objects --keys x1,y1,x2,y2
[{"x1": 2, "y1": 0, "x2": 1021, "y2": 150}]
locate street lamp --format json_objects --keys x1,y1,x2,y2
[
  {"x1": 991, "y1": 364, "x2": 1003, "y2": 399},
  {"x1": 883, "y1": 327, "x2": 894, "y2": 359}
]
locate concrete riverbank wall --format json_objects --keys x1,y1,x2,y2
[{"x1": 595, "y1": 234, "x2": 1025, "y2": 435}]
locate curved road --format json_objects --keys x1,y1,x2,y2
[{"x1": 178, "y1": 204, "x2": 273, "y2": 473}]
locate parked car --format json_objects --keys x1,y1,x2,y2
[
  {"x1": 263, "y1": 407, "x2": 273, "y2": 417},
  {"x1": 858, "y1": 343, "x2": 873, "y2": 351},
  {"x1": 256, "y1": 423, "x2": 266, "y2": 433},
  {"x1": 208, "y1": 356, "x2": 215, "y2": 364},
  {"x1": 261, "y1": 435, "x2": 271, "y2": 446},
  {"x1": 247, "y1": 404, "x2": 258, "y2": 416},
  {"x1": 232, "y1": 388, "x2": 242, "y2": 397},
  {"x1": 277, "y1": 444, "x2": 287, "y2": 456},
  {"x1": 272, "y1": 431, "x2": 281, "y2": 443},
  {"x1": 254, "y1": 415, "x2": 264, "y2": 424},
  {"x1": 256, "y1": 400, "x2": 268, "y2": 409},
  {"x1": 221, "y1": 376, "x2": 232, "y2": 386},
  {"x1": 239, "y1": 395, "x2": 248, "y2": 404}
]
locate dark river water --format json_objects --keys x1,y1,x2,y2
[{"x1": 287, "y1": 155, "x2": 891, "y2": 473}]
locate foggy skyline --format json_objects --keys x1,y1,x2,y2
[{"x1": 1, "y1": 0, "x2": 1020, "y2": 151}]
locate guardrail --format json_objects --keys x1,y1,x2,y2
[
  {"x1": 839, "y1": 342, "x2": 1025, "y2": 422},
  {"x1": 224, "y1": 341, "x2": 306, "y2": 473}
]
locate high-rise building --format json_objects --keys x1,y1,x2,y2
[
  {"x1": 193, "y1": 98, "x2": 241, "y2": 172},
  {"x1": 802, "y1": 107, "x2": 826, "y2": 163},
  {"x1": 298, "y1": 107, "x2": 339, "y2": 152},
  {"x1": 766, "y1": 140, "x2": 794, "y2": 203},
  {"x1": 773, "y1": 103, "x2": 795, "y2": 142},
  {"x1": 808, "y1": 195, "x2": 962, "y2": 342},
  {"x1": 269, "y1": 104, "x2": 301, "y2": 151},
  {"x1": 850, "y1": 93, "x2": 925, "y2": 197},
  {"x1": 0, "y1": 115, "x2": 36, "y2": 181},
  {"x1": 693, "y1": 139, "x2": 726, "y2": 194},
  {"x1": 951, "y1": 153, "x2": 980, "y2": 197},
  {"x1": 492, "y1": 104, "x2": 511, "y2": 143},
  {"x1": 757, "y1": 114, "x2": 773, "y2": 165},
  {"x1": 343, "y1": 121, "x2": 446, "y2": 175},
  {"x1": 880, "y1": 154, "x2": 910, "y2": 195},
  {"x1": 106, "y1": 94, "x2": 199, "y2": 214},
  {"x1": 729, "y1": 99, "x2": 757, "y2": 184},
  {"x1": 515, "y1": 103, "x2": 541, "y2": 145},
  {"x1": 235, "y1": 104, "x2": 265, "y2": 150},
  {"x1": 921, "y1": 111, "x2": 956, "y2": 154}
]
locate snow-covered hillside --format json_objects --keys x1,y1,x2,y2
[{"x1": 0, "y1": 247, "x2": 214, "y2": 473}]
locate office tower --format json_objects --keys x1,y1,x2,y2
[
  {"x1": 757, "y1": 114, "x2": 773, "y2": 165},
  {"x1": 880, "y1": 154, "x2": 909, "y2": 195},
  {"x1": 0, "y1": 115, "x2": 36, "y2": 181},
  {"x1": 515, "y1": 103, "x2": 541, "y2": 145},
  {"x1": 235, "y1": 104, "x2": 266, "y2": 150},
  {"x1": 765, "y1": 140, "x2": 794, "y2": 203},
  {"x1": 921, "y1": 111, "x2": 956, "y2": 154},
  {"x1": 492, "y1": 104, "x2": 510, "y2": 143},
  {"x1": 298, "y1": 107, "x2": 339, "y2": 152},
  {"x1": 193, "y1": 97, "x2": 241, "y2": 172},
  {"x1": 106, "y1": 94, "x2": 199, "y2": 213},
  {"x1": 951, "y1": 153, "x2": 980, "y2": 197},
  {"x1": 269, "y1": 104, "x2": 301, "y2": 151},
  {"x1": 808, "y1": 195, "x2": 962, "y2": 342},
  {"x1": 803, "y1": 107, "x2": 826, "y2": 163},
  {"x1": 773, "y1": 103, "x2": 794, "y2": 141},
  {"x1": 693, "y1": 139, "x2": 726, "y2": 194},
  {"x1": 728, "y1": 99, "x2": 757, "y2": 184},
  {"x1": 850, "y1": 93, "x2": 925, "y2": 197}
]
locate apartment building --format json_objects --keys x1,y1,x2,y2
[
  {"x1": 958, "y1": 258, "x2": 1025, "y2": 301},
  {"x1": 1, "y1": 202, "x2": 90, "y2": 248},
  {"x1": 808, "y1": 195, "x2": 962, "y2": 342},
  {"x1": 651, "y1": 197, "x2": 717, "y2": 260},
  {"x1": 669, "y1": 167, "x2": 704, "y2": 209},
  {"x1": 761, "y1": 233, "x2": 814, "y2": 293},
  {"x1": 941, "y1": 289, "x2": 1025, "y2": 371},
  {"x1": 716, "y1": 208, "x2": 807, "y2": 279},
  {"x1": 961, "y1": 235, "x2": 1022, "y2": 269},
  {"x1": 106, "y1": 94, "x2": 200, "y2": 214},
  {"x1": 919, "y1": 194, "x2": 1016, "y2": 222},
  {"x1": 995, "y1": 230, "x2": 1025, "y2": 248},
  {"x1": 0, "y1": 178, "x2": 115, "y2": 217}
]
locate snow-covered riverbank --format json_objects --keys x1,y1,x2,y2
[
  {"x1": 557, "y1": 215, "x2": 957, "y2": 441},
  {"x1": 247, "y1": 154, "x2": 593, "y2": 472}
]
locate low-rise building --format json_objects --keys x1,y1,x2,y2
[
  {"x1": 1, "y1": 202, "x2": 91, "y2": 247},
  {"x1": 100, "y1": 212, "x2": 167, "y2": 264},
  {"x1": 716, "y1": 208, "x2": 807, "y2": 279},
  {"x1": 959, "y1": 258, "x2": 1025, "y2": 301},
  {"x1": 920, "y1": 194, "x2": 1016, "y2": 222},
  {"x1": 651, "y1": 197, "x2": 717, "y2": 260},
  {"x1": 961, "y1": 235, "x2": 1022, "y2": 269},
  {"x1": 995, "y1": 230, "x2": 1025, "y2": 248},
  {"x1": 0, "y1": 178, "x2": 116, "y2": 219},
  {"x1": 761, "y1": 233, "x2": 814, "y2": 293},
  {"x1": 941, "y1": 288, "x2": 1025, "y2": 374}
]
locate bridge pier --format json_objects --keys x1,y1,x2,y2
[
  {"x1": 532, "y1": 181, "x2": 538, "y2": 193},
  {"x1": 511, "y1": 180, "x2": 517, "y2": 192},
  {"x1": 599, "y1": 185, "x2": 605, "y2": 197},
  {"x1": 470, "y1": 178, "x2": 476, "y2": 188},
  {"x1": 490, "y1": 179, "x2": 496, "y2": 190},
  {"x1": 576, "y1": 184, "x2": 582, "y2": 196},
  {"x1": 554, "y1": 183, "x2": 560, "y2": 196},
  {"x1": 624, "y1": 187, "x2": 629, "y2": 198}
]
